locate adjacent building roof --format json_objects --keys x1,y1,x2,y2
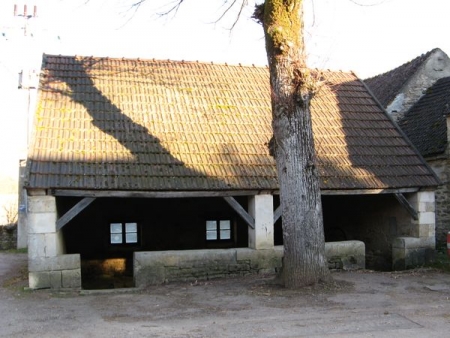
[
  {"x1": 398, "y1": 77, "x2": 450, "y2": 157},
  {"x1": 364, "y1": 48, "x2": 441, "y2": 108},
  {"x1": 25, "y1": 54, "x2": 439, "y2": 193}
]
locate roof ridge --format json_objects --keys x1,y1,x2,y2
[
  {"x1": 42, "y1": 53, "x2": 361, "y2": 75},
  {"x1": 365, "y1": 48, "x2": 443, "y2": 81},
  {"x1": 42, "y1": 53, "x2": 269, "y2": 69}
]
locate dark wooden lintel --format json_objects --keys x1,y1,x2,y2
[{"x1": 52, "y1": 189, "x2": 271, "y2": 198}]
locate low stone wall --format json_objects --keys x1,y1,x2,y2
[
  {"x1": 392, "y1": 237, "x2": 435, "y2": 270},
  {"x1": 28, "y1": 254, "x2": 81, "y2": 289},
  {"x1": 0, "y1": 224, "x2": 17, "y2": 250},
  {"x1": 325, "y1": 240, "x2": 365, "y2": 270},
  {"x1": 134, "y1": 241, "x2": 365, "y2": 287}
]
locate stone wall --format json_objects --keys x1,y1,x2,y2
[
  {"x1": 392, "y1": 191, "x2": 436, "y2": 270},
  {"x1": 0, "y1": 224, "x2": 17, "y2": 250},
  {"x1": 134, "y1": 241, "x2": 365, "y2": 287},
  {"x1": 29, "y1": 254, "x2": 81, "y2": 289},
  {"x1": 428, "y1": 156, "x2": 450, "y2": 249}
]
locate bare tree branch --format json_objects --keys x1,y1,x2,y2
[
  {"x1": 348, "y1": 0, "x2": 391, "y2": 6},
  {"x1": 156, "y1": 0, "x2": 186, "y2": 17},
  {"x1": 213, "y1": 0, "x2": 248, "y2": 31}
]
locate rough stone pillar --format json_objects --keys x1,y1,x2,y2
[
  {"x1": 28, "y1": 195, "x2": 63, "y2": 258},
  {"x1": 248, "y1": 194, "x2": 274, "y2": 250},
  {"x1": 392, "y1": 191, "x2": 436, "y2": 270},
  {"x1": 28, "y1": 194, "x2": 81, "y2": 289}
]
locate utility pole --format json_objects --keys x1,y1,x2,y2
[
  {"x1": 14, "y1": 3, "x2": 38, "y2": 36},
  {"x1": 11, "y1": 3, "x2": 40, "y2": 249}
]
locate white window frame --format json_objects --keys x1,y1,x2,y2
[
  {"x1": 206, "y1": 220, "x2": 231, "y2": 241},
  {"x1": 110, "y1": 222, "x2": 139, "y2": 245}
]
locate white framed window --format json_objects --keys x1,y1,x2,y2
[
  {"x1": 110, "y1": 222, "x2": 138, "y2": 245},
  {"x1": 206, "y1": 220, "x2": 231, "y2": 241}
]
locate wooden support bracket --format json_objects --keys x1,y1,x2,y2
[
  {"x1": 394, "y1": 193, "x2": 418, "y2": 221},
  {"x1": 56, "y1": 197, "x2": 96, "y2": 231},
  {"x1": 273, "y1": 205, "x2": 282, "y2": 224},
  {"x1": 223, "y1": 196, "x2": 255, "y2": 229}
]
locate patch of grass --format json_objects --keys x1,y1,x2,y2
[
  {"x1": 427, "y1": 250, "x2": 450, "y2": 273},
  {"x1": 2, "y1": 248, "x2": 27, "y2": 254},
  {"x1": 2, "y1": 264, "x2": 28, "y2": 289}
]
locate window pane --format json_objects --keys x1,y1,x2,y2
[
  {"x1": 126, "y1": 232, "x2": 138, "y2": 243},
  {"x1": 220, "y1": 220, "x2": 231, "y2": 230},
  {"x1": 125, "y1": 222, "x2": 137, "y2": 233},
  {"x1": 206, "y1": 230, "x2": 217, "y2": 240},
  {"x1": 220, "y1": 229, "x2": 231, "y2": 240},
  {"x1": 206, "y1": 220, "x2": 217, "y2": 231},
  {"x1": 110, "y1": 223, "x2": 122, "y2": 234},
  {"x1": 111, "y1": 233, "x2": 122, "y2": 244}
]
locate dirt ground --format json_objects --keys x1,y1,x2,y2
[{"x1": 1, "y1": 252, "x2": 450, "y2": 338}]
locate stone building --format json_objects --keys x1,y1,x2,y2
[
  {"x1": 396, "y1": 77, "x2": 450, "y2": 248},
  {"x1": 365, "y1": 49, "x2": 450, "y2": 249},
  {"x1": 365, "y1": 48, "x2": 450, "y2": 122},
  {"x1": 24, "y1": 55, "x2": 439, "y2": 289}
]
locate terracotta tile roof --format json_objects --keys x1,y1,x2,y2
[
  {"x1": 398, "y1": 77, "x2": 450, "y2": 157},
  {"x1": 25, "y1": 55, "x2": 439, "y2": 192},
  {"x1": 364, "y1": 48, "x2": 440, "y2": 107}
]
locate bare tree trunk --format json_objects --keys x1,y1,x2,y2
[{"x1": 262, "y1": 0, "x2": 331, "y2": 288}]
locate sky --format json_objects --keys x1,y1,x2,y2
[{"x1": 2, "y1": 0, "x2": 450, "y2": 78}]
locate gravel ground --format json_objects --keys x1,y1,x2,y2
[{"x1": 1, "y1": 252, "x2": 450, "y2": 337}]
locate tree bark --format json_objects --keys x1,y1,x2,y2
[{"x1": 262, "y1": 0, "x2": 331, "y2": 288}]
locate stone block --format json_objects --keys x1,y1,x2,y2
[
  {"x1": 418, "y1": 212, "x2": 436, "y2": 225},
  {"x1": 28, "y1": 233, "x2": 47, "y2": 259},
  {"x1": 417, "y1": 191, "x2": 435, "y2": 203},
  {"x1": 41, "y1": 233, "x2": 60, "y2": 258},
  {"x1": 418, "y1": 224, "x2": 435, "y2": 238},
  {"x1": 29, "y1": 254, "x2": 81, "y2": 272},
  {"x1": 419, "y1": 202, "x2": 435, "y2": 213},
  {"x1": 325, "y1": 241, "x2": 365, "y2": 270},
  {"x1": 393, "y1": 236, "x2": 435, "y2": 250},
  {"x1": 394, "y1": 247, "x2": 436, "y2": 270},
  {"x1": 28, "y1": 213, "x2": 56, "y2": 234},
  {"x1": 135, "y1": 265, "x2": 165, "y2": 287},
  {"x1": 62, "y1": 269, "x2": 81, "y2": 288},
  {"x1": 50, "y1": 271, "x2": 62, "y2": 289},
  {"x1": 28, "y1": 196, "x2": 56, "y2": 213},
  {"x1": 236, "y1": 246, "x2": 283, "y2": 262},
  {"x1": 29, "y1": 271, "x2": 50, "y2": 289}
]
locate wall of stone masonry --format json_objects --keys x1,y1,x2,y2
[
  {"x1": 392, "y1": 191, "x2": 436, "y2": 270},
  {"x1": 134, "y1": 241, "x2": 365, "y2": 287},
  {"x1": 0, "y1": 224, "x2": 17, "y2": 250},
  {"x1": 428, "y1": 156, "x2": 450, "y2": 249}
]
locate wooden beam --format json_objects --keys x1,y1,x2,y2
[
  {"x1": 273, "y1": 205, "x2": 282, "y2": 224},
  {"x1": 321, "y1": 188, "x2": 418, "y2": 195},
  {"x1": 52, "y1": 189, "x2": 268, "y2": 198},
  {"x1": 223, "y1": 196, "x2": 255, "y2": 229},
  {"x1": 51, "y1": 188, "x2": 421, "y2": 198},
  {"x1": 394, "y1": 193, "x2": 418, "y2": 221},
  {"x1": 56, "y1": 197, "x2": 96, "y2": 231}
]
